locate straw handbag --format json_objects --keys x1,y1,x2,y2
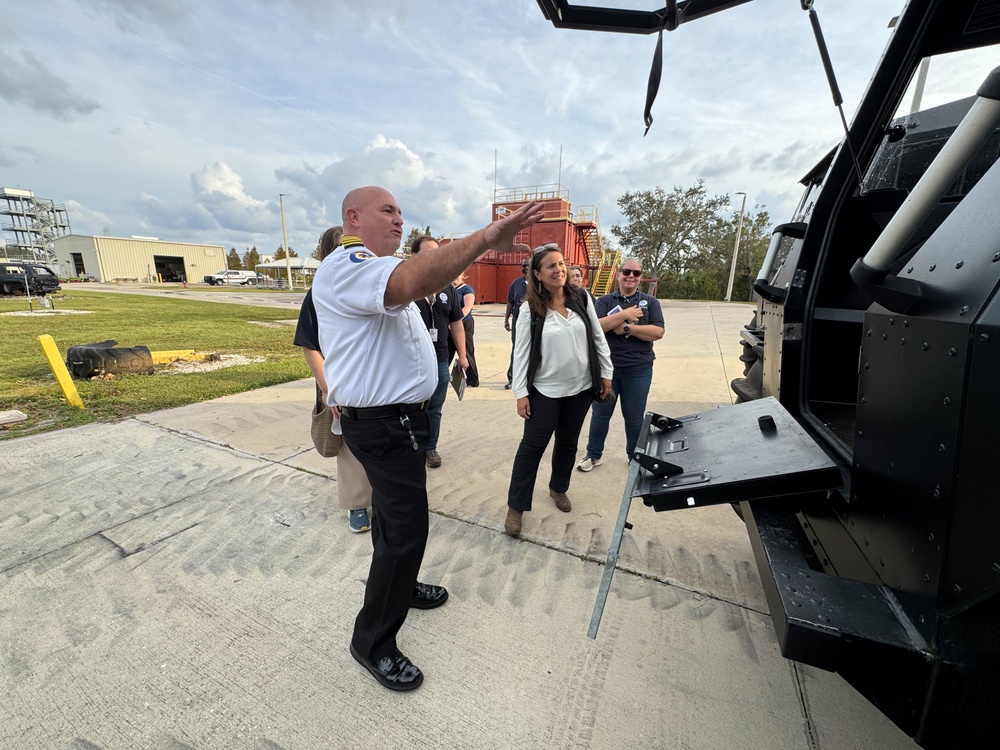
[{"x1": 310, "y1": 384, "x2": 342, "y2": 457}]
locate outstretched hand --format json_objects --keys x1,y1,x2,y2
[{"x1": 484, "y1": 201, "x2": 544, "y2": 254}]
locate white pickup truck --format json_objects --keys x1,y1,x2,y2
[{"x1": 203, "y1": 270, "x2": 259, "y2": 286}]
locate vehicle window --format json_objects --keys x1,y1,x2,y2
[
  {"x1": 32, "y1": 266, "x2": 55, "y2": 276},
  {"x1": 893, "y1": 47, "x2": 1000, "y2": 116},
  {"x1": 5, "y1": 266, "x2": 26, "y2": 275},
  {"x1": 865, "y1": 45, "x2": 1000, "y2": 197}
]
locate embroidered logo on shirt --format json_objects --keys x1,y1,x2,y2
[
  {"x1": 349, "y1": 250, "x2": 375, "y2": 263},
  {"x1": 438, "y1": 292, "x2": 448, "y2": 303},
  {"x1": 638, "y1": 299, "x2": 648, "y2": 308}
]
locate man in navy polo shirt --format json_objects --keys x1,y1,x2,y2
[{"x1": 578, "y1": 257, "x2": 664, "y2": 471}]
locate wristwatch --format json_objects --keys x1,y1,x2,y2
[{"x1": 623, "y1": 323, "x2": 632, "y2": 338}]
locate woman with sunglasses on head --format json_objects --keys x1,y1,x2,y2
[{"x1": 504, "y1": 245, "x2": 612, "y2": 537}]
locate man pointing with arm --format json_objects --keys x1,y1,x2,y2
[{"x1": 312, "y1": 186, "x2": 542, "y2": 691}]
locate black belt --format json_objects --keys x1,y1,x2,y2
[{"x1": 341, "y1": 401, "x2": 428, "y2": 420}]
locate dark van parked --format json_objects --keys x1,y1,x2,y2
[{"x1": 0, "y1": 261, "x2": 62, "y2": 295}]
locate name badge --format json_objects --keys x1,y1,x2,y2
[{"x1": 429, "y1": 327, "x2": 438, "y2": 342}]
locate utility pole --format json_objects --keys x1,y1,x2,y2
[
  {"x1": 724, "y1": 191, "x2": 747, "y2": 302},
  {"x1": 279, "y1": 193, "x2": 292, "y2": 289}
]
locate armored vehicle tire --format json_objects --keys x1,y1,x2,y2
[
  {"x1": 732, "y1": 359, "x2": 763, "y2": 403},
  {"x1": 733, "y1": 310, "x2": 763, "y2": 403}
]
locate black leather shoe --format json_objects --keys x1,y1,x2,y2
[
  {"x1": 410, "y1": 582, "x2": 448, "y2": 610},
  {"x1": 350, "y1": 643, "x2": 423, "y2": 691}
]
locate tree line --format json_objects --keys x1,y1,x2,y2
[
  {"x1": 226, "y1": 245, "x2": 300, "y2": 271},
  {"x1": 609, "y1": 179, "x2": 771, "y2": 302}
]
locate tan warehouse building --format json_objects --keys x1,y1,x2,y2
[{"x1": 52, "y1": 235, "x2": 227, "y2": 283}]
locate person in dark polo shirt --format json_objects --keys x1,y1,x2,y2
[
  {"x1": 578, "y1": 257, "x2": 664, "y2": 471},
  {"x1": 410, "y1": 235, "x2": 467, "y2": 469}
]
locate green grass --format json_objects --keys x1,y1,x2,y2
[{"x1": 0, "y1": 290, "x2": 310, "y2": 439}]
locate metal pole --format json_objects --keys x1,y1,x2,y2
[
  {"x1": 724, "y1": 191, "x2": 747, "y2": 302},
  {"x1": 909, "y1": 57, "x2": 931, "y2": 115},
  {"x1": 279, "y1": 193, "x2": 292, "y2": 290},
  {"x1": 588, "y1": 460, "x2": 639, "y2": 639}
]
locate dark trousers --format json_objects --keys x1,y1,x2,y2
[
  {"x1": 507, "y1": 389, "x2": 593, "y2": 512},
  {"x1": 463, "y1": 316, "x2": 479, "y2": 387},
  {"x1": 341, "y1": 409, "x2": 430, "y2": 661},
  {"x1": 506, "y1": 321, "x2": 517, "y2": 384}
]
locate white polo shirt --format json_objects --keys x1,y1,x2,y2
[{"x1": 312, "y1": 244, "x2": 437, "y2": 408}]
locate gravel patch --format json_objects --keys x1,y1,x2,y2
[{"x1": 159, "y1": 354, "x2": 266, "y2": 375}]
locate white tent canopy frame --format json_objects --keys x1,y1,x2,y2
[{"x1": 254, "y1": 257, "x2": 320, "y2": 288}]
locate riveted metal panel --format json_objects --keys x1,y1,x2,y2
[
  {"x1": 854, "y1": 313, "x2": 967, "y2": 639},
  {"x1": 761, "y1": 299, "x2": 784, "y2": 401},
  {"x1": 852, "y1": 154, "x2": 1000, "y2": 640},
  {"x1": 943, "y1": 292, "x2": 1000, "y2": 612}
]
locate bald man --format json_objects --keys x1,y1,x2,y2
[{"x1": 312, "y1": 186, "x2": 542, "y2": 691}]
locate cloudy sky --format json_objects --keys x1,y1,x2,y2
[{"x1": 3, "y1": 0, "x2": 907, "y2": 255}]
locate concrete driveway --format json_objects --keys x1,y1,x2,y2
[{"x1": 1, "y1": 296, "x2": 918, "y2": 750}]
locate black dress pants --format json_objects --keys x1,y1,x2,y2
[
  {"x1": 463, "y1": 316, "x2": 479, "y2": 387},
  {"x1": 341, "y1": 409, "x2": 429, "y2": 661},
  {"x1": 506, "y1": 321, "x2": 517, "y2": 385},
  {"x1": 507, "y1": 389, "x2": 592, "y2": 512}
]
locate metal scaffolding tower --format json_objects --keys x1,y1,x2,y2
[{"x1": 0, "y1": 188, "x2": 72, "y2": 264}]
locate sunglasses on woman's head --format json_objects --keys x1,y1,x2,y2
[{"x1": 620, "y1": 268, "x2": 642, "y2": 277}]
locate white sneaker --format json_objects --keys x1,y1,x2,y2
[{"x1": 577, "y1": 456, "x2": 602, "y2": 472}]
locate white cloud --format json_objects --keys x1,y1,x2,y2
[
  {"x1": 2, "y1": 0, "x2": 911, "y2": 255},
  {"x1": 0, "y1": 47, "x2": 99, "y2": 120},
  {"x1": 191, "y1": 162, "x2": 275, "y2": 233},
  {"x1": 63, "y1": 200, "x2": 114, "y2": 236}
]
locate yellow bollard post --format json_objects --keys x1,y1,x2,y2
[{"x1": 37, "y1": 335, "x2": 84, "y2": 409}]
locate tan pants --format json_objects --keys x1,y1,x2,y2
[{"x1": 337, "y1": 442, "x2": 372, "y2": 511}]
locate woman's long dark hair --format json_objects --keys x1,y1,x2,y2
[
  {"x1": 318, "y1": 226, "x2": 343, "y2": 260},
  {"x1": 525, "y1": 245, "x2": 565, "y2": 318}
]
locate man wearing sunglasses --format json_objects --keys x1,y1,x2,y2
[{"x1": 578, "y1": 257, "x2": 664, "y2": 472}]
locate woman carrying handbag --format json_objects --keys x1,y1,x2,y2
[
  {"x1": 504, "y1": 244, "x2": 612, "y2": 537},
  {"x1": 294, "y1": 226, "x2": 372, "y2": 534}
]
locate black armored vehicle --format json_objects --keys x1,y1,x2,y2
[{"x1": 538, "y1": 1, "x2": 1000, "y2": 747}]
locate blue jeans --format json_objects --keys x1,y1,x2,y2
[
  {"x1": 426, "y1": 359, "x2": 450, "y2": 452},
  {"x1": 585, "y1": 363, "x2": 653, "y2": 460}
]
